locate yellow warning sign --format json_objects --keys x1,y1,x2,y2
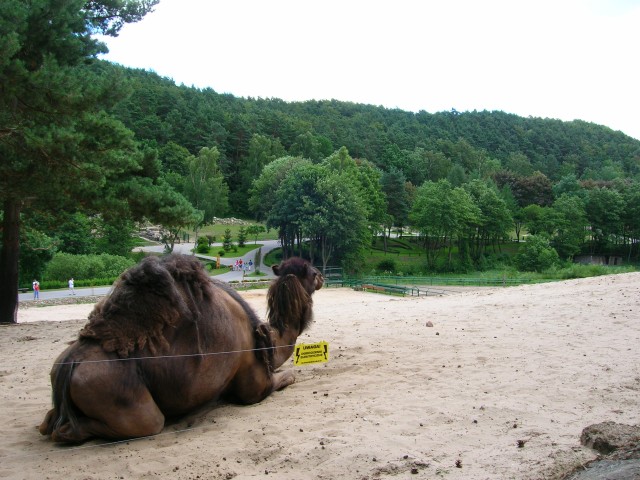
[{"x1": 293, "y1": 341, "x2": 329, "y2": 366}]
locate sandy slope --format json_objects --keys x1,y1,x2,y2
[{"x1": 1, "y1": 274, "x2": 639, "y2": 479}]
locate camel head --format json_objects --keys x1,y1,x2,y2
[
  {"x1": 268, "y1": 258, "x2": 323, "y2": 336},
  {"x1": 271, "y1": 257, "x2": 323, "y2": 296}
]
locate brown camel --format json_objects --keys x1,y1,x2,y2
[{"x1": 39, "y1": 254, "x2": 323, "y2": 443}]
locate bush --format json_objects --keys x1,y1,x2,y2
[
  {"x1": 196, "y1": 236, "x2": 209, "y2": 253},
  {"x1": 556, "y1": 263, "x2": 633, "y2": 279},
  {"x1": 376, "y1": 259, "x2": 397, "y2": 273},
  {"x1": 44, "y1": 253, "x2": 135, "y2": 282},
  {"x1": 516, "y1": 236, "x2": 560, "y2": 272}
]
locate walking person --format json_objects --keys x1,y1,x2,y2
[
  {"x1": 68, "y1": 277, "x2": 75, "y2": 295},
  {"x1": 32, "y1": 279, "x2": 40, "y2": 300}
]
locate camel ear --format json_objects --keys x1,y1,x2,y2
[
  {"x1": 272, "y1": 264, "x2": 280, "y2": 276},
  {"x1": 256, "y1": 323, "x2": 270, "y2": 339}
]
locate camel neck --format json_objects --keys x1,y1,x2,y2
[{"x1": 270, "y1": 328, "x2": 298, "y2": 369}]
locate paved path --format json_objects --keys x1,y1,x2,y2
[
  {"x1": 18, "y1": 240, "x2": 282, "y2": 303},
  {"x1": 133, "y1": 239, "x2": 281, "y2": 282}
]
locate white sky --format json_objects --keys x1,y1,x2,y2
[{"x1": 98, "y1": 0, "x2": 640, "y2": 141}]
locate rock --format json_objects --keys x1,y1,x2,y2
[
  {"x1": 564, "y1": 459, "x2": 640, "y2": 480},
  {"x1": 580, "y1": 422, "x2": 640, "y2": 455},
  {"x1": 562, "y1": 422, "x2": 640, "y2": 480}
]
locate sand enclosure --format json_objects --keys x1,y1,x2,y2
[{"x1": 1, "y1": 273, "x2": 639, "y2": 479}]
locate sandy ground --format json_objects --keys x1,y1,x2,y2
[{"x1": 1, "y1": 274, "x2": 639, "y2": 479}]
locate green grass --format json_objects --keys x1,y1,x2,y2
[
  {"x1": 132, "y1": 237, "x2": 158, "y2": 247},
  {"x1": 197, "y1": 243, "x2": 264, "y2": 258},
  {"x1": 186, "y1": 221, "x2": 278, "y2": 243}
]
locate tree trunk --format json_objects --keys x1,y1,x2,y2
[{"x1": 0, "y1": 199, "x2": 21, "y2": 324}]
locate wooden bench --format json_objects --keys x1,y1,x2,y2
[{"x1": 361, "y1": 283, "x2": 407, "y2": 296}]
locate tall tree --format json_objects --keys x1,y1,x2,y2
[
  {"x1": 381, "y1": 167, "x2": 410, "y2": 236},
  {"x1": 248, "y1": 156, "x2": 305, "y2": 222},
  {"x1": 267, "y1": 161, "x2": 320, "y2": 258},
  {"x1": 585, "y1": 187, "x2": 624, "y2": 253},
  {"x1": 551, "y1": 194, "x2": 588, "y2": 260},
  {"x1": 410, "y1": 180, "x2": 480, "y2": 270},
  {"x1": 234, "y1": 134, "x2": 286, "y2": 214},
  {"x1": 304, "y1": 172, "x2": 369, "y2": 272},
  {"x1": 183, "y1": 146, "x2": 229, "y2": 241},
  {"x1": 405, "y1": 147, "x2": 452, "y2": 186},
  {"x1": 0, "y1": 0, "x2": 159, "y2": 323},
  {"x1": 464, "y1": 180, "x2": 513, "y2": 262},
  {"x1": 621, "y1": 184, "x2": 640, "y2": 261}
]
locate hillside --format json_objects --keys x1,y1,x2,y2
[{"x1": 108, "y1": 64, "x2": 640, "y2": 214}]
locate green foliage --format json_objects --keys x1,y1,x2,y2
[
  {"x1": 222, "y1": 228, "x2": 233, "y2": 251},
  {"x1": 381, "y1": 168, "x2": 410, "y2": 229},
  {"x1": 585, "y1": 187, "x2": 624, "y2": 251},
  {"x1": 44, "y1": 253, "x2": 135, "y2": 282},
  {"x1": 182, "y1": 146, "x2": 229, "y2": 222},
  {"x1": 248, "y1": 156, "x2": 304, "y2": 222},
  {"x1": 258, "y1": 150, "x2": 372, "y2": 269},
  {"x1": 254, "y1": 247, "x2": 262, "y2": 272},
  {"x1": 54, "y1": 213, "x2": 95, "y2": 255},
  {"x1": 196, "y1": 236, "x2": 209, "y2": 253},
  {"x1": 551, "y1": 194, "x2": 588, "y2": 259},
  {"x1": 376, "y1": 259, "x2": 397, "y2": 273},
  {"x1": 410, "y1": 179, "x2": 481, "y2": 269},
  {"x1": 237, "y1": 226, "x2": 247, "y2": 247},
  {"x1": 0, "y1": 0, "x2": 160, "y2": 322},
  {"x1": 555, "y1": 263, "x2": 635, "y2": 279},
  {"x1": 94, "y1": 217, "x2": 137, "y2": 257},
  {"x1": 18, "y1": 227, "x2": 56, "y2": 286},
  {"x1": 246, "y1": 225, "x2": 266, "y2": 243},
  {"x1": 515, "y1": 235, "x2": 560, "y2": 272}
]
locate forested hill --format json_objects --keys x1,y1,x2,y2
[{"x1": 109, "y1": 64, "x2": 640, "y2": 214}]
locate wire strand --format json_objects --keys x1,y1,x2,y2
[{"x1": 53, "y1": 343, "x2": 297, "y2": 366}]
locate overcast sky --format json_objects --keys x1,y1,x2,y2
[{"x1": 97, "y1": 0, "x2": 640, "y2": 140}]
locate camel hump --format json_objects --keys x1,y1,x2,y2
[{"x1": 80, "y1": 255, "x2": 208, "y2": 357}]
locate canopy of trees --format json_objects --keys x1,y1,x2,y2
[
  {"x1": 3, "y1": 1, "x2": 640, "y2": 324},
  {"x1": 0, "y1": 0, "x2": 184, "y2": 323}
]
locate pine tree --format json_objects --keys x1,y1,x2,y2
[{"x1": 0, "y1": 1, "x2": 160, "y2": 323}]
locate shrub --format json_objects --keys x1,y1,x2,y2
[
  {"x1": 516, "y1": 235, "x2": 560, "y2": 272},
  {"x1": 376, "y1": 259, "x2": 397, "y2": 273},
  {"x1": 44, "y1": 253, "x2": 135, "y2": 282},
  {"x1": 196, "y1": 236, "x2": 209, "y2": 253}
]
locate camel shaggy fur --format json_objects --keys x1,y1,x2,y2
[{"x1": 39, "y1": 254, "x2": 323, "y2": 443}]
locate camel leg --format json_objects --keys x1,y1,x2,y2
[
  {"x1": 51, "y1": 386, "x2": 165, "y2": 443},
  {"x1": 228, "y1": 363, "x2": 296, "y2": 405},
  {"x1": 50, "y1": 361, "x2": 165, "y2": 443},
  {"x1": 271, "y1": 369, "x2": 296, "y2": 391},
  {"x1": 39, "y1": 408, "x2": 57, "y2": 436}
]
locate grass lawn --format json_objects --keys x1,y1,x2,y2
[
  {"x1": 132, "y1": 237, "x2": 159, "y2": 247},
  {"x1": 186, "y1": 222, "x2": 278, "y2": 243},
  {"x1": 198, "y1": 243, "x2": 265, "y2": 258}
]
